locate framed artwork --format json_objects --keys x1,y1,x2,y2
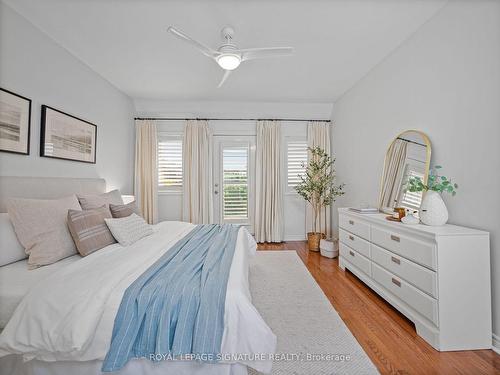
[
  {"x1": 40, "y1": 105, "x2": 97, "y2": 164},
  {"x1": 0, "y1": 88, "x2": 31, "y2": 155}
]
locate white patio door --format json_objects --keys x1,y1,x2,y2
[{"x1": 212, "y1": 136, "x2": 255, "y2": 233}]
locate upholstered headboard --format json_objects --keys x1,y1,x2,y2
[{"x1": 0, "y1": 176, "x2": 106, "y2": 213}]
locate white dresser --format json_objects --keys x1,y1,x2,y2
[{"x1": 338, "y1": 208, "x2": 492, "y2": 351}]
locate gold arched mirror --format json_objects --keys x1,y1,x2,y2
[{"x1": 379, "y1": 130, "x2": 431, "y2": 213}]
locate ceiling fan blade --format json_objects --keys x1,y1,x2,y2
[
  {"x1": 239, "y1": 47, "x2": 294, "y2": 61},
  {"x1": 167, "y1": 26, "x2": 218, "y2": 59},
  {"x1": 217, "y1": 70, "x2": 232, "y2": 88}
]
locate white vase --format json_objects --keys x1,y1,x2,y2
[{"x1": 419, "y1": 190, "x2": 448, "y2": 226}]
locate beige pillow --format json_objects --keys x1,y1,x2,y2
[
  {"x1": 67, "y1": 206, "x2": 116, "y2": 256},
  {"x1": 7, "y1": 195, "x2": 81, "y2": 269},
  {"x1": 109, "y1": 201, "x2": 141, "y2": 219},
  {"x1": 77, "y1": 189, "x2": 123, "y2": 210}
]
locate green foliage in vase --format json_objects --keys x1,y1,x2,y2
[
  {"x1": 406, "y1": 165, "x2": 458, "y2": 196},
  {"x1": 295, "y1": 147, "x2": 345, "y2": 234}
]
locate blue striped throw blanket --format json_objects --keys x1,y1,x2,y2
[{"x1": 102, "y1": 224, "x2": 241, "y2": 372}]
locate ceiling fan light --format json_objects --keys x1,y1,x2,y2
[{"x1": 216, "y1": 54, "x2": 241, "y2": 70}]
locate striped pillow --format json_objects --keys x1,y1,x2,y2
[
  {"x1": 67, "y1": 206, "x2": 116, "y2": 256},
  {"x1": 109, "y1": 201, "x2": 140, "y2": 219}
]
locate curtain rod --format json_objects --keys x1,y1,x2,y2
[
  {"x1": 134, "y1": 117, "x2": 331, "y2": 122},
  {"x1": 397, "y1": 137, "x2": 426, "y2": 147}
]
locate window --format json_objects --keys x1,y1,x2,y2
[
  {"x1": 222, "y1": 146, "x2": 248, "y2": 219},
  {"x1": 158, "y1": 138, "x2": 182, "y2": 191},
  {"x1": 286, "y1": 140, "x2": 308, "y2": 190}
]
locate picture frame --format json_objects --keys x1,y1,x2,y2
[
  {"x1": 0, "y1": 88, "x2": 32, "y2": 155},
  {"x1": 40, "y1": 105, "x2": 97, "y2": 164}
]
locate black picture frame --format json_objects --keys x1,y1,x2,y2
[
  {"x1": 40, "y1": 105, "x2": 97, "y2": 164},
  {"x1": 0, "y1": 87, "x2": 31, "y2": 155}
]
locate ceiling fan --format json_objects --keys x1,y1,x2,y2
[{"x1": 167, "y1": 26, "x2": 294, "y2": 87}]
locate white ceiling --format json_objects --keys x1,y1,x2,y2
[{"x1": 4, "y1": 0, "x2": 446, "y2": 103}]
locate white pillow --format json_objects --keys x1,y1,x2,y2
[
  {"x1": 104, "y1": 213, "x2": 153, "y2": 246},
  {"x1": 0, "y1": 213, "x2": 27, "y2": 266}
]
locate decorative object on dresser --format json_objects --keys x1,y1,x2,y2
[
  {"x1": 406, "y1": 165, "x2": 458, "y2": 226},
  {"x1": 379, "y1": 130, "x2": 431, "y2": 214},
  {"x1": 386, "y1": 206, "x2": 406, "y2": 222},
  {"x1": 0, "y1": 88, "x2": 31, "y2": 155},
  {"x1": 295, "y1": 146, "x2": 344, "y2": 251},
  {"x1": 40, "y1": 105, "x2": 97, "y2": 163},
  {"x1": 401, "y1": 210, "x2": 419, "y2": 225},
  {"x1": 349, "y1": 206, "x2": 379, "y2": 214},
  {"x1": 338, "y1": 208, "x2": 491, "y2": 351}
]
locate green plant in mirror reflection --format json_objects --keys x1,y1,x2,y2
[{"x1": 406, "y1": 165, "x2": 458, "y2": 196}]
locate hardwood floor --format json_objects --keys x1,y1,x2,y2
[{"x1": 257, "y1": 241, "x2": 500, "y2": 375}]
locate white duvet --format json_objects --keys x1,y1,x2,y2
[{"x1": 0, "y1": 222, "x2": 276, "y2": 373}]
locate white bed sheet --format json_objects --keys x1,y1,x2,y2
[
  {"x1": 0, "y1": 221, "x2": 276, "y2": 375},
  {"x1": 0, "y1": 255, "x2": 81, "y2": 329}
]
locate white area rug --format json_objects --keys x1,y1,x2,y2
[{"x1": 249, "y1": 251, "x2": 379, "y2": 375}]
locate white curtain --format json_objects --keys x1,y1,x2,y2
[
  {"x1": 134, "y1": 120, "x2": 158, "y2": 224},
  {"x1": 306, "y1": 121, "x2": 332, "y2": 237},
  {"x1": 380, "y1": 139, "x2": 408, "y2": 209},
  {"x1": 182, "y1": 120, "x2": 212, "y2": 224},
  {"x1": 255, "y1": 121, "x2": 283, "y2": 243}
]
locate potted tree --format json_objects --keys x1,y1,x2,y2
[{"x1": 295, "y1": 147, "x2": 345, "y2": 251}]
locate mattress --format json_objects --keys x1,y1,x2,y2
[{"x1": 0, "y1": 255, "x2": 81, "y2": 329}]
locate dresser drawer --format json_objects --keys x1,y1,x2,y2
[
  {"x1": 339, "y1": 214, "x2": 370, "y2": 240},
  {"x1": 371, "y1": 226, "x2": 436, "y2": 270},
  {"x1": 339, "y1": 229, "x2": 370, "y2": 258},
  {"x1": 339, "y1": 242, "x2": 371, "y2": 276},
  {"x1": 372, "y1": 263, "x2": 438, "y2": 325},
  {"x1": 371, "y1": 244, "x2": 437, "y2": 298}
]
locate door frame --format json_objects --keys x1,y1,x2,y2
[{"x1": 212, "y1": 135, "x2": 256, "y2": 233}]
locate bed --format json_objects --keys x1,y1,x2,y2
[{"x1": 0, "y1": 177, "x2": 276, "y2": 375}]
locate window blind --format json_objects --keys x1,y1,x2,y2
[
  {"x1": 158, "y1": 139, "x2": 182, "y2": 190},
  {"x1": 287, "y1": 140, "x2": 308, "y2": 188}
]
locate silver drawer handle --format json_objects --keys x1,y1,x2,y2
[
  {"x1": 392, "y1": 278, "x2": 401, "y2": 287},
  {"x1": 390, "y1": 235, "x2": 400, "y2": 242},
  {"x1": 349, "y1": 220, "x2": 354, "y2": 225},
  {"x1": 349, "y1": 235, "x2": 354, "y2": 241},
  {"x1": 349, "y1": 251, "x2": 355, "y2": 257},
  {"x1": 391, "y1": 256, "x2": 401, "y2": 265}
]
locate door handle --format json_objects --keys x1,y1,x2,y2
[
  {"x1": 349, "y1": 235, "x2": 354, "y2": 241},
  {"x1": 349, "y1": 220, "x2": 354, "y2": 225}
]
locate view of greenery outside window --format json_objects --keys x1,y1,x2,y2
[{"x1": 222, "y1": 147, "x2": 248, "y2": 219}]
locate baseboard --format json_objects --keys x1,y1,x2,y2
[
  {"x1": 284, "y1": 235, "x2": 306, "y2": 241},
  {"x1": 493, "y1": 333, "x2": 500, "y2": 354}
]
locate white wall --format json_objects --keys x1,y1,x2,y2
[
  {"x1": 332, "y1": 1, "x2": 500, "y2": 341},
  {"x1": 156, "y1": 119, "x2": 310, "y2": 241},
  {"x1": 0, "y1": 2, "x2": 135, "y2": 193},
  {"x1": 138, "y1": 100, "x2": 334, "y2": 240}
]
